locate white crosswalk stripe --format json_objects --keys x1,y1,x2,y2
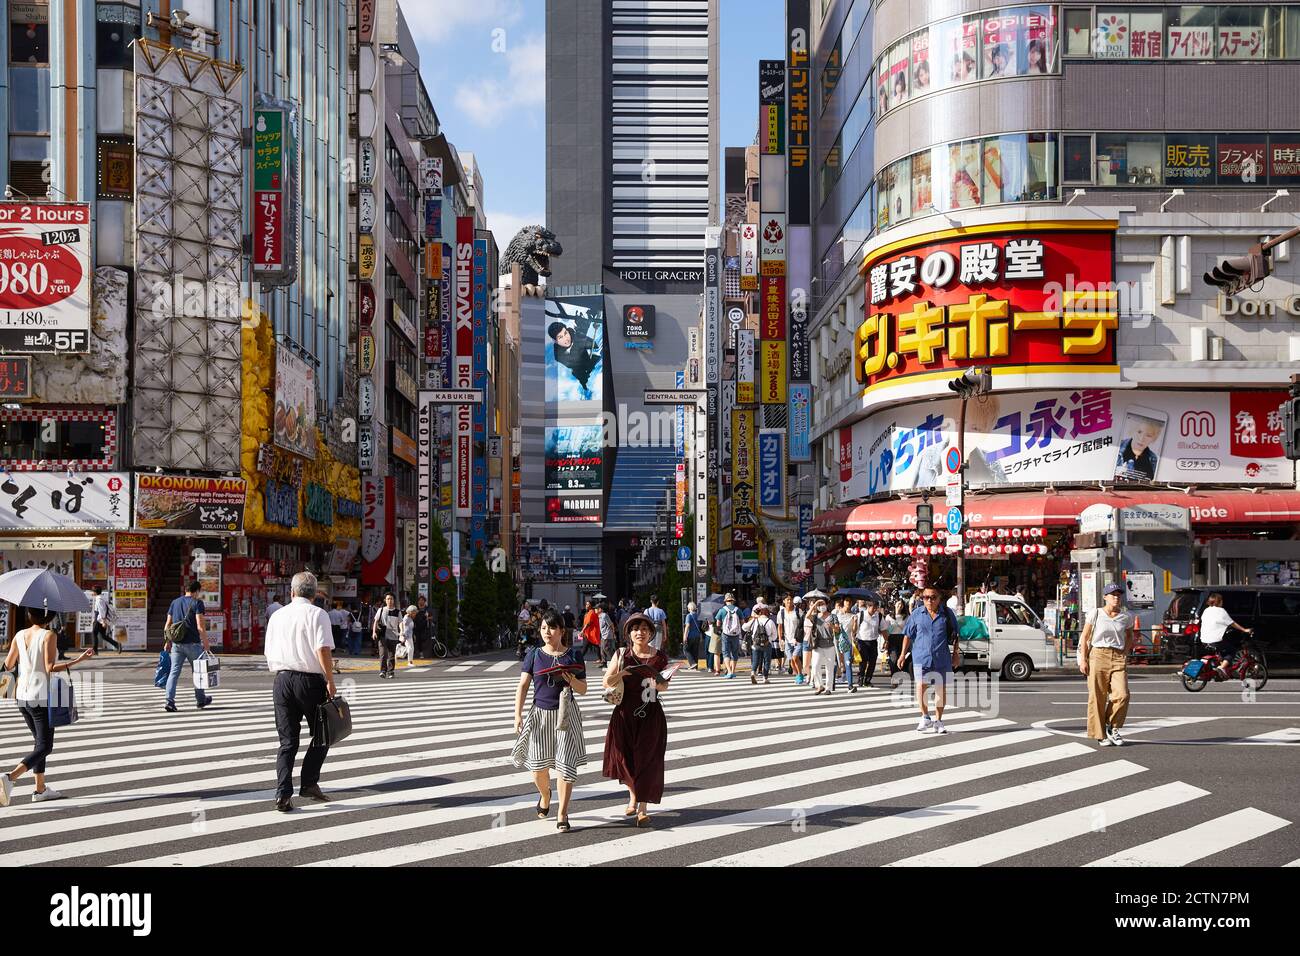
[{"x1": 0, "y1": 668, "x2": 1290, "y2": 867}]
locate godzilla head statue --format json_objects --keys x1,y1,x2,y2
[{"x1": 500, "y1": 225, "x2": 563, "y2": 297}]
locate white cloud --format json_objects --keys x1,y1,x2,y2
[
  {"x1": 403, "y1": 0, "x2": 525, "y2": 45},
  {"x1": 453, "y1": 34, "x2": 545, "y2": 129},
  {"x1": 487, "y1": 210, "x2": 544, "y2": 249}
]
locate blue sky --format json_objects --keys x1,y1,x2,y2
[{"x1": 407, "y1": 0, "x2": 787, "y2": 248}]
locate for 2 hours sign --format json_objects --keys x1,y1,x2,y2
[{"x1": 0, "y1": 203, "x2": 92, "y2": 353}]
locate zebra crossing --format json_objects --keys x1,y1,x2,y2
[{"x1": 0, "y1": 668, "x2": 1292, "y2": 867}]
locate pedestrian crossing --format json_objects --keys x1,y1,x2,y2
[{"x1": 0, "y1": 668, "x2": 1291, "y2": 867}]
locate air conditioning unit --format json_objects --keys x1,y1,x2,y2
[{"x1": 228, "y1": 535, "x2": 250, "y2": 557}]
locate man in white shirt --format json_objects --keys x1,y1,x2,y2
[
  {"x1": 264, "y1": 572, "x2": 337, "y2": 813},
  {"x1": 644, "y1": 595, "x2": 668, "y2": 651}
]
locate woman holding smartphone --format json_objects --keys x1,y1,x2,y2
[
  {"x1": 602, "y1": 612, "x2": 671, "y2": 826},
  {"x1": 512, "y1": 608, "x2": 588, "y2": 832}
]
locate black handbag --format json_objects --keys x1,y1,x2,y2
[{"x1": 313, "y1": 695, "x2": 353, "y2": 747}]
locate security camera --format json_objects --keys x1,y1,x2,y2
[{"x1": 170, "y1": 9, "x2": 190, "y2": 29}]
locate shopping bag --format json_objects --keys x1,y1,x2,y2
[
  {"x1": 193, "y1": 652, "x2": 222, "y2": 690},
  {"x1": 47, "y1": 674, "x2": 78, "y2": 727},
  {"x1": 852, "y1": 642, "x2": 862, "y2": 665},
  {"x1": 154, "y1": 649, "x2": 171, "y2": 689},
  {"x1": 313, "y1": 695, "x2": 353, "y2": 747}
]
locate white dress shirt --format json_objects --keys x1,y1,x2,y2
[
  {"x1": 264, "y1": 597, "x2": 335, "y2": 676},
  {"x1": 93, "y1": 593, "x2": 112, "y2": 624}
]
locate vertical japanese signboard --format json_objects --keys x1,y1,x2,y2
[
  {"x1": 787, "y1": 0, "x2": 811, "y2": 225},
  {"x1": 757, "y1": 429, "x2": 786, "y2": 514},
  {"x1": 736, "y1": 329, "x2": 756, "y2": 405},
  {"x1": 759, "y1": 60, "x2": 786, "y2": 155},
  {"x1": 253, "y1": 102, "x2": 296, "y2": 286},
  {"x1": 760, "y1": 275, "x2": 787, "y2": 405},
  {"x1": 454, "y1": 219, "x2": 474, "y2": 519},
  {"x1": 471, "y1": 237, "x2": 489, "y2": 553},
  {"x1": 731, "y1": 409, "x2": 756, "y2": 550},
  {"x1": 740, "y1": 223, "x2": 759, "y2": 291}
]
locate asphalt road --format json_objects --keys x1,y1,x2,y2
[{"x1": 1, "y1": 653, "x2": 1296, "y2": 867}]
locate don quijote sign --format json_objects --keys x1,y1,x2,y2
[{"x1": 0, "y1": 203, "x2": 92, "y2": 354}]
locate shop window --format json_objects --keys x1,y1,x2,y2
[
  {"x1": 1095, "y1": 133, "x2": 1164, "y2": 185},
  {"x1": 1167, "y1": 5, "x2": 1218, "y2": 59},
  {"x1": 95, "y1": 5, "x2": 141, "y2": 70},
  {"x1": 1164, "y1": 132, "x2": 1216, "y2": 186},
  {"x1": 9, "y1": 10, "x2": 49, "y2": 64},
  {"x1": 1284, "y1": 7, "x2": 1300, "y2": 56},
  {"x1": 1063, "y1": 133, "x2": 1095, "y2": 183},
  {"x1": 1214, "y1": 133, "x2": 1268, "y2": 185},
  {"x1": 1216, "y1": 5, "x2": 1268, "y2": 59},
  {"x1": 1064, "y1": 8, "x2": 1093, "y2": 55},
  {"x1": 8, "y1": 66, "x2": 50, "y2": 133},
  {"x1": 0, "y1": 409, "x2": 116, "y2": 469},
  {"x1": 932, "y1": 15, "x2": 983, "y2": 87},
  {"x1": 910, "y1": 149, "x2": 933, "y2": 217},
  {"x1": 911, "y1": 30, "x2": 933, "y2": 95},
  {"x1": 948, "y1": 140, "x2": 984, "y2": 208},
  {"x1": 7, "y1": 133, "x2": 49, "y2": 199}
]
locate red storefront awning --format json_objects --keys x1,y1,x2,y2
[{"x1": 810, "y1": 489, "x2": 1300, "y2": 536}]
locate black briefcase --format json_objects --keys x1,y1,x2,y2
[{"x1": 314, "y1": 695, "x2": 353, "y2": 747}]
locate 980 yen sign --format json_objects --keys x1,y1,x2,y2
[{"x1": 0, "y1": 202, "x2": 92, "y2": 354}]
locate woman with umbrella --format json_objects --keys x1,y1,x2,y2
[
  {"x1": 0, "y1": 568, "x2": 96, "y2": 806},
  {"x1": 602, "y1": 612, "x2": 672, "y2": 826}
]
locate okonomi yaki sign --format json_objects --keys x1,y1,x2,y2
[{"x1": 0, "y1": 203, "x2": 92, "y2": 353}]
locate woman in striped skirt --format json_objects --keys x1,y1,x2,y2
[{"x1": 512, "y1": 608, "x2": 588, "y2": 832}]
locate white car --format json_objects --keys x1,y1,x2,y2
[{"x1": 957, "y1": 595, "x2": 1056, "y2": 681}]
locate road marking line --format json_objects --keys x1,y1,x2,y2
[
  {"x1": 1085, "y1": 808, "x2": 1291, "y2": 866},
  {"x1": 696, "y1": 759, "x2": 1144, "y2": 868},
  {"x1": 889, "y1": 782, "x2": 1207, "y2": 867},
  {"x1": 486, "y1": 662, "x2": 516, "y2": 672}
]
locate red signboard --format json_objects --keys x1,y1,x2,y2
[
  {"x1": 254, "y1": 191, "x2": 282, "y2": 268},
  {"x1": 761, "y1": 275, "x2": 786, "y2": 340},
  {"x1": 856, "y1": 223, "x2": 1117, "y2": 391},
  {"x1": 1230, "y1": 392, "x2": 1286, "y2": 460},
  {"x1": 113, "y1": 533, "x2": 149, "y2": 590},
  {"x1": 358, "y1": 0, "x2": 376, "y2": 44},
  {"x1": 358, "y1": 282, "x2": 375, "y2": 328}
]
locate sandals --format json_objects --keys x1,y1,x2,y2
[
  {"x1": 536, "y1": 798, "x2": 551, "y2": 819},
  {"x1": 624, "y1": 806, "x2": 638, "y2": 817},
  {"x1": 556, "y1": 818, "x2": 572, "y2": 832},
  {"x1": 636, "y1": 812, "x2": 652, "y2": 827}
]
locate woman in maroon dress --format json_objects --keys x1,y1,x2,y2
[{"x1": 602, "y1": 612, "x2": 670, "y2": 826}]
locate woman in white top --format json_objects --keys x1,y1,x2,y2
[
  {"x1": 1198, "y1": 593, "x2": 1252, "y2": 677},
  {"x1": 777, "y1": 595, "x2": 803, "y2": 682},
  {"x1": 1, "y1": 607, "x2": 95, "y2": 806}
]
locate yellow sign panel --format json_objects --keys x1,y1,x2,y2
[
  {"x1": 732, "y1": 408, "x2": 755, "y2": 523},
  {"x1": 760, "y1": 259, "x2": 786, "y2": 277},
  {"x1": 762, "y1": 340, "x2": 787, "y2": 405},
  {"x1": 740, "y1": 275, "x2": 759, "y2": 291},
  {"x1": 358, "y1": 234, "x2": 376, "y2": 281}
]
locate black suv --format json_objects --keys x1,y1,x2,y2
[{"x1": 1162, "y1": 586, "x2": 1300, "y2": 671}]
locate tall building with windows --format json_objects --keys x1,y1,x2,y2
[
  {"x1": 539, "y1": 0, "x2": 719, "y2": 602},
  {"x1": 804, "y1": 1, "x2": 1300, "y2": 619}
]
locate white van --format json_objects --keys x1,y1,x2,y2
[{"x1": 958, "y1": 594, "x2": 1056, "y2": 682}]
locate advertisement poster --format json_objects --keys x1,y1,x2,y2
[
  {"x1": 0, "y1": 472, "x2": 130, "y2": 531},
  {"x1": 0, "y1": 202, "x2": 92, "y2": 353},
  {"x1": 361, "y1": 476, "x2": 395, "y2": 586},
  {"x1": 546, "y1": 496, "x2": 601, "y2": 524},
  {"x1": 911, "y1": 151, "x2": 933, "y2": 215},
  {"x1": 948, "y1": 140, "x2": 983, "y2": 208},
  {"x1": 545, "y1": 296, "x2": 604, "y2": 403},
  {"x1": 1021, "y1": 8, "x2": 1054, "y2": 72},
  {"x1": 82, "y1": 542, "x2": 109, "y2": 581},
  {"x1": 937, "y1": 18, "x2": 979, "y2": 84},
  {"x1": 982, "y1": 13, "x2": 1019, "y2": 77},
  {"x1": 191, "y1": 551, "x2": 223, "y2": 614},
  {"x1": 911, "y1": 30, "x2": 932, "y2": 93},
  {"x1": 111, "y1": 533, "x2": 149, "y2": 650},
  {"x1": 545, "y1": 425, "x2": 603, "y2": 490},
  {"x1": 842, "y1": 388, "x2": 1291, "y2": 500},
  {"x1": 274, "y1": 344, "x2": 318, "y2": 459},
  {"x1": 135, "y1": 475, "x2": 246, "y2": 533}
]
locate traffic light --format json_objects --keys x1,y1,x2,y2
[
  {"x1": 915, "y1": 502, "x2": 933, "y2": 536},
  {"x1": 1204, "y1": 246, "x2": 1270, "y2": 297},
  {"x1": 947, "y1": 366, "x2": 992, "y2": 397},
  {"x1": 1283, "y1": 393, "x2": 1300, "y2": 461}
]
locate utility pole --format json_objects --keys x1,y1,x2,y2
[{"x1": 947, "y1": 367, "x2": 992, "y2": 609}]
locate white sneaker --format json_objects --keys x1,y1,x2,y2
[
  {"x1": 32, "y1": 786, "x2": 65, "y2": 802},
  {"x1": 0, "y1": 774, "x2": 11, "y2": 807},
  {"x1": 916, "y1": 716, "x2": 933, "y2": 733},
  {"x1": 1106, "y1": 727, "x2": 1125, "y2": 747},
  {"x1": 933, "y1": 721, "x2": 947, "y2": 735}
]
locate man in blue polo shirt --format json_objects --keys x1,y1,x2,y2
[{"x1": 901, "y1": 586, "x2": 962, "y2": 735}]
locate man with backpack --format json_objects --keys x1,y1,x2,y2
[
  {"x1": 746, "y1": 602, "x2": 777, "y2": 685},
  {"x1": 714, "y1": 593, "x2": 743, "y2": 680},
  {"x1": 163, "y1": 580, "x2": 214, "y2": 713}
]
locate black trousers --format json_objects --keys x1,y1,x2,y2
[
  {"x1": 378, "y1": 638, "x2": 398, "y2": 674},
  {"x1": 272, "y1": 671, "x2": 329, "y2": 799},
  {"x1": 92, "y1": 621, "x2": 121, "y2": 651},
  {"x1": 855, "y1": 640, "x2": 879, "y2": 685},
  {"x1": 18, "y1": 705, "x2": 54, "y2": 774}
]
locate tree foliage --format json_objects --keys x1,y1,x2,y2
[{"x1": 461, "y1": 550, "x2": 498, "y2": 647}]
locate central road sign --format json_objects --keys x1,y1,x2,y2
[{"x1": 946, "y1": 507, "x2": 964, "y2": 535}]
